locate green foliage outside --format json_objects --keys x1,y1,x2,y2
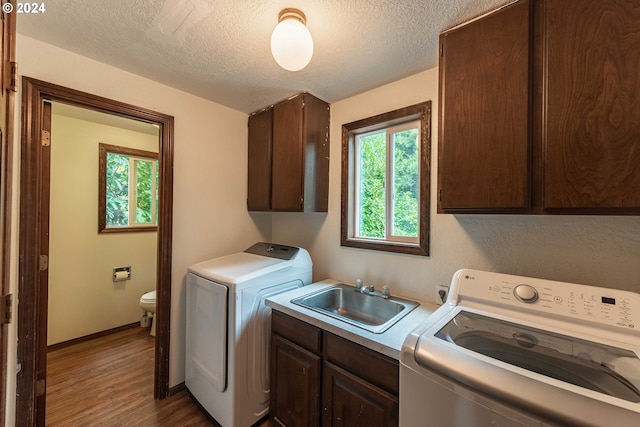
[
  {"x1": 358, "y1": 127, "x2": 419, "y2": 239},
  {"x1": 359, "y1": 132, "x2": 386, "y2": 238},
  {"x1": 135, "y1": 159, "x2": 154, "y2": 223},
  {"x1": 392, "y1": 128, "x2": 419, "y2": 236},
  {"x1": 106, "y1": 153, "x2": 129, "y2": 227},
  {"x1": 106, "y1": 154, "x2": 157, "y2": 227}
]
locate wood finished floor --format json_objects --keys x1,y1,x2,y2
[{"x1": 46, "y1": 327, "x2": 216, "y2": 426}]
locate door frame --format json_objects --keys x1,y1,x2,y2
[
  {"x1": 16, "y1": 77, "x2": 174, "y2": 425},
  {"x1": 0, "y1": 1, "x2": 16, "y2": 426}
]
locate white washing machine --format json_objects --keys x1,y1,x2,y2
[
  {"x1": 186, "y1": 242, "x2": 312, "y2": 427},
  {"x1": 400, "y1": 269, "x2": 640, "y2": 427}
]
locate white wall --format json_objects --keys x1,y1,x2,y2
[
  {"x1": 272, "y1": 68, "x2": 640, "y2": 303},
  {"x1": 48, "y1": 111, "x2": 158, "y2": 345},
  {"x1": 8, "y1": 34, "x2": 271, "y2": 421}
]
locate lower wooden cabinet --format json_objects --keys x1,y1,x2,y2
[
  {"x1": 322, "y1": 362, "x2": 398, "y2": 427},
  {"x1": 270, "y1": 311, "x2": 399, "y2": 427},
  {"x1": 270, "y1": 335, "x2": 321, "y2": 427}
]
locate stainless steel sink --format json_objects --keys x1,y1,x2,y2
[{"x1": 291, "y1": 283, "x2": 419, "y2": 333}]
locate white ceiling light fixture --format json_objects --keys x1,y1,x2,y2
[{"x1": 270, "y1": 8, "x2": 314, "y2": 72}]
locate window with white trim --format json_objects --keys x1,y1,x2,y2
[{"x1": 341, "y1": 102, "x2": 431, "y2": 255}]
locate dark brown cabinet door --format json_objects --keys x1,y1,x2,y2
[
  {"x1": 438, "y1": 0, "x2": 531, "y2": 213},
  {"x1": 272, "y1": 95, "x2": 305, "y2": 211},
  {"x1": 248, "y1": 93, "x2": 329, "y2": 212},
  {"x1": 247, "y1": 108, "x2": 273, "y2": 211},
  {"x1": 322, "y1": 362, "x2": 398, "y2": 427},
  {"x1": 542, "y1": 0, "x2": 640, "y2": 212},
  {"x1": 299, "y1": 94, "x2": 330, "y2": 212},
  {"x1": 270, "y1": 335, "x2": 321, "y2": 427}
]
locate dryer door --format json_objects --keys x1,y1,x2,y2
[{"x1": 186, "y1": 273, "x2": 228, "y2": 392}]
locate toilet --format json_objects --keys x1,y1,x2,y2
[{"x1": 139, "y1": 290, "x2": 157, "y2": 336}]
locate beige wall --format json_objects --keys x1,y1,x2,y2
[
  {"x1": 272, "y1": 68, "x2": 640, "y2": 303},
  {"x1": 7, "y1": 34, "x2": 271, "y2": 423},
  {"x1": 48, "y1": 110, "x2": 158, "y2": 345}
]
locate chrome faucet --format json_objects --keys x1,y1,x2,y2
[{"x1": 354, "y1": 280, "x2": 391, "y2": 299}]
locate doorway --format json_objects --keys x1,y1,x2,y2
[
  {"x1": 47, "y1": 102, "x2": 159, "y2": 346},
  {"x1": 16, "y1": 77, "x2": 174, "y2": 425}
]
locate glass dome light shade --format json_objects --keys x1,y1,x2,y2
[{"x1": 270, "y1": 9, "x2": 314, "y2": 72}]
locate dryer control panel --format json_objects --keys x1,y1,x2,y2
[
  {"x1": 452, "y1": 269, "x2": 639, "y2": 331},
  {"x1": 244, "y1": 242, "x2": 299, "y2": 260}
]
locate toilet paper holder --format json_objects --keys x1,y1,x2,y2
[{"x1": 113, "y1": 266, "x2": 131, "y2": 282}]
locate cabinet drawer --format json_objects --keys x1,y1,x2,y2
[
  {"x1": 324, "y1": 332, "x2": 399, "y2": 395},
  {"x1": 272, "y1": 311, "x2": 322, "y2": 354}
]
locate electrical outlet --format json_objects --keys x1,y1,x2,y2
[{"x1": 435, "y1": 285, "x2": 449, "y2": 305}]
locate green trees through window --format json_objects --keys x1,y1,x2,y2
[
  {"x1": 393, "y1": 128, "x2": 420, "y2": 237},
  {"x1": 357, "y1": 123, "x2": 419, "y2": 241},
  {"x1": 99, "y1": 143, "x2": 158, "y2": 233},
  {"x1": 133, "y1": 158, "x2": 156, "y2": 224},
  {"x1": 358, "y1": 131, "x2": 386, "y2": 238},
  {"x1": 341, "y1": 101, "x2": 431, "y2": 256},
  {"x1": 105, "y1": 152, "x2": 129, "y2": 226}
]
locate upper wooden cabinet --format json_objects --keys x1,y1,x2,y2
[
  {"x1": 248, "y1": 93, "x2": 330, "y2": 212},
  {"x1": 247, "y1": 108, "x2": 273, "y2": 211},
  {"x1": 438, "y1": 0, "x2": 640, "y2": 214},
  {"x1": 438, "y1": 0, "x2": 531, "y2": 213},
  {"x1": 542, "y1": 0, "x2": 640, "y2": 212}
]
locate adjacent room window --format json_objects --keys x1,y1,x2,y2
[
  {"x1": 341, "y1": 102, "x2": 431, "y2": 255},
  {"x1": 99, "y1": 143, "x2": 159, "y2": 233}
]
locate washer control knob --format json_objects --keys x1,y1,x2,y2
[{"x1": 514, "y1": 284, "x2": 538, "y2": 303}]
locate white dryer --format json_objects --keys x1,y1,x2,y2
[{"x1": 185, "y1": 242, "x2": 312, "y2": 427}]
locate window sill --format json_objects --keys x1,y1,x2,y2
[
  {"x1": 99, "y1": 226, "x2": 158, "y2": 234},
  {"x1": 341, "y1": 237, "x2": 428, "y2": 256}
]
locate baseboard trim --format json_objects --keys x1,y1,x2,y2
[
  {"x1": 168, "y1": 382, "x2": 185, "y2": 397},
  {"x1": 47, "y1": 322, "x2": 141, "y2": 352}
]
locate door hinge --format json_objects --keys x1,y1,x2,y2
[
  {"x1": 438, "y1": 189, "x2": 442, "y2": 202},
  {"x1": 0, "y1": 294, "x2": 12, "y2": 325},
  {"x1": 41, "y1": 130, "x2": 51, "y2": 147},
  {"x1": 39, "y1": 255, "x2": 48, "y2": 271},
  {"x1": 8, "y1": 61, "x2": 17, "y2": 92},
  {"x1": 36, "y1": 379, "x2": 46, "y2": 397},
  {"x1": 440, "y1": 44, "x2": 444, "y2": 57}
]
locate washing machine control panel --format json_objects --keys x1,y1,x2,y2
[{"x1": 454, "y1": 270, "x2": 639, "y2": 331}]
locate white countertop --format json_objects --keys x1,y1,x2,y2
[{"x1": 265, "y1": 279, "x2": 439, "y2": 360}]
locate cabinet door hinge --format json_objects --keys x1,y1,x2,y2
[
  {"x1": 6, "y1": 61, "x2": 17, "y2": 92},
  {"x1": 438, "y1": 189, "x2": 442, "y2": 202},
  {"x1": 41, "y1": 130, "x2": 51, "y2": 147},
  {"x1": 39, "y1": 255, "x2": 48, "y2": 271},
  {"x1": 0, "y1": 294, "x2": 12, "y2": 325},
  {"x1": 440, "y1": 44, "x2": 444, "y2": 57},
  {"x1": 36, "y1": 379, "x2": 46, "y2": 397}
]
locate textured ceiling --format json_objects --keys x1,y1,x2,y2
[{"x1": 17, "y1": 0, "x2": 513, "y2": 113}]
